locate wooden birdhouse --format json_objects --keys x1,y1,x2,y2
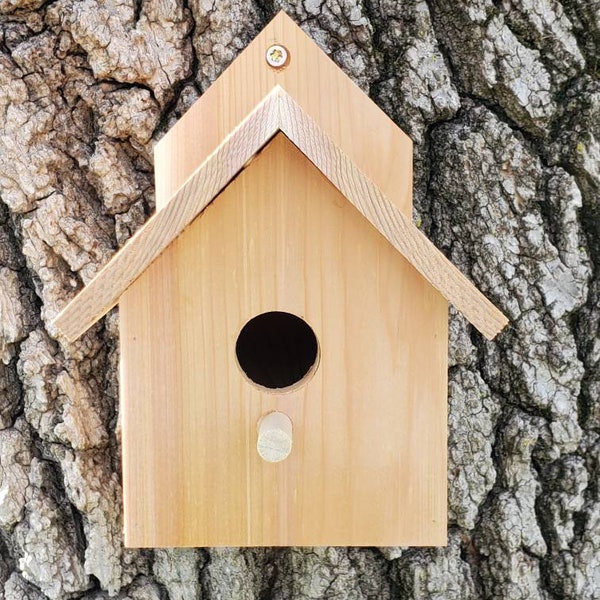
[{"x1": 53, "y1": 13, "x2": 507, "y2": 548}]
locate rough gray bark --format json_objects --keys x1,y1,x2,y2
[{"x1": 0, "y1": 0, "x2": 598, "y2": 598}]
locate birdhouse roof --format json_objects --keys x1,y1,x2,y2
[{"x1": 53, "y1": 85, "x2": 507, "y2": 342}]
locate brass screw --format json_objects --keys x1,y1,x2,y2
[{"x1": 266, "y1": 44, "x2": 289, "y2": 69}]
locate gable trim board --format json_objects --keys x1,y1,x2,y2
[{"x1": 53, "y1": 86, "x2": 508, "y2": 342}]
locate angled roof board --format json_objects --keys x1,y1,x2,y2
[{"x1": 53, "y1": 86, "x2": 508, "y2": 342}]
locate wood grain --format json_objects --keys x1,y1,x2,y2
[
  {"x1": 153, "y1": 11, "x2": 414, "y2": 215},
  {"x1": 53, "y1": 87, "x2": 507, "y2": 342},
  {"x1": 52, "y1": 88, "x2": 281, "y2": 341},
  {"x1": 257, "y1": 412, "x2": 293, "y2": 463},
  {"x1": 277, "y1": 93, "x2": 509, "y2": 340},
  {"x1": 120, "y1": 134, "x2": 448, "y2": 546}
]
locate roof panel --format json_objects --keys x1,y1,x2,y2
[{"x1": 53, "y1": 87, "x2": 507, "y2": 342}]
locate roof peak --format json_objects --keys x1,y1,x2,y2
[
  {"x1": 152, "y1": 10, "x2": 414, "y2": 216},
  {"x1": 53, "y1": 87, "x2": 507, "y2": 342}
]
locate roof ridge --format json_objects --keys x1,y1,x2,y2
[{"x1": 53, "y1": 86, "x2": 507, "y2": 342}]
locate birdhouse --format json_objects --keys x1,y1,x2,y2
[{"x1": 53, "y1": 13, "x2": 507, "y2": 548}]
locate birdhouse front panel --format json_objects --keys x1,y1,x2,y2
[{"x1": 118, "y1": 133, "x2": 448, "y2": 547}]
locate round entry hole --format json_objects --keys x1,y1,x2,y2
[{"x1": 235, "y1": 311, "x2": 319, "y2": 391}]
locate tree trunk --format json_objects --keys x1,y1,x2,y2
[{"x1": 0, "y1": 1, "x2": 598, "y2": 598}]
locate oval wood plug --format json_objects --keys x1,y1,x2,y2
[{"x1": 257, "y1": 412, "x2": 293, "y2": 462}]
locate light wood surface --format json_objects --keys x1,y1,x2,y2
[
  {"x1": 277, "y1": 92, "x2": 508, "y2": 340},
  {"x1": 153, "y1": 11, "x2": 413, "y2": 215},
  {"x1": 120, "y1": 135, "x2": 448, "y2": 546},
  {"x1": 49, "y1": 13, "x2": 509, "y2": 548},
  {"x1": 52, "y1": 88, "x2": 281, "y2": 341},
  {"x1": 257, "y1": 412, "x2": 293, "y2": 463},
  {"x1": 53, "y1": 87, "x2": 507, "y2": 341}
]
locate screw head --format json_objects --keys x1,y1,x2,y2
[{"x1": 265, "y1": 44, "x2": 289, "y2": 69}]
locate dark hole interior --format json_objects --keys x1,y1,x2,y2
[{"x1": 235, "y1": 311, "x2": 318, "y2": 389}]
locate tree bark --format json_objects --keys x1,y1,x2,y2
[{"x1": 0, "y1": 0, "x2": 598, "y2": 598}]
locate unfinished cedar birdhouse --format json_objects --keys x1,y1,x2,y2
[{"x1": 53, "y1": 12, "x2": 508, "y2": 548}]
